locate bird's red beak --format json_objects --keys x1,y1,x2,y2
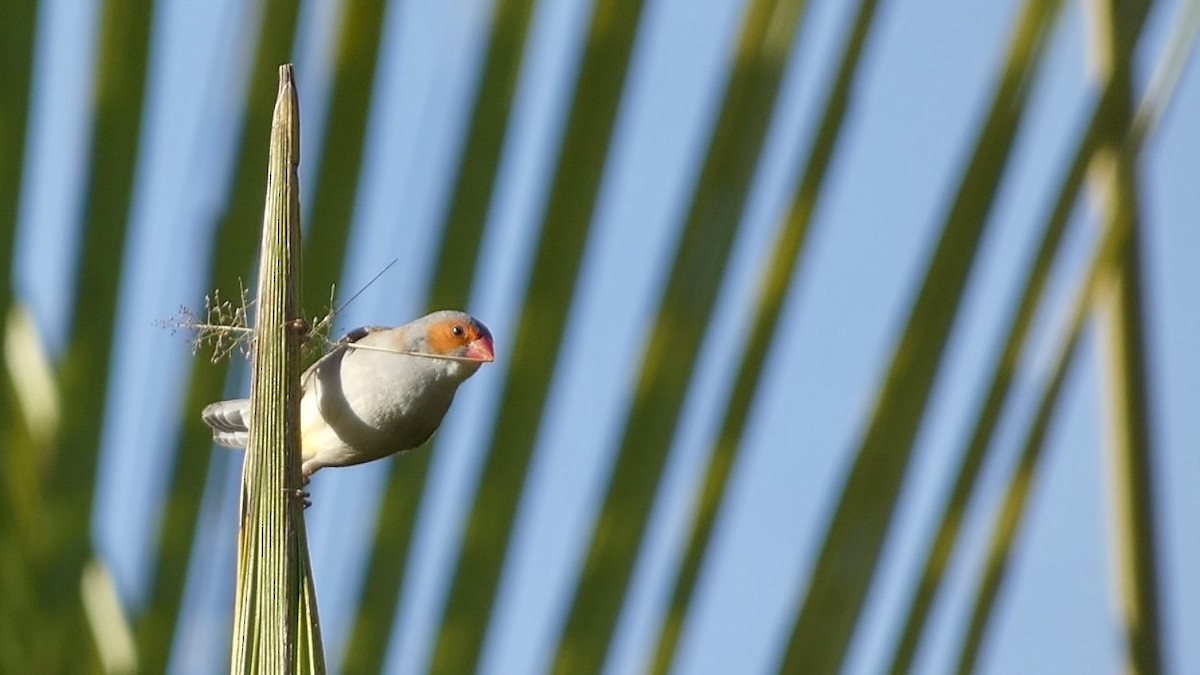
[{"x1": 464, "y1": 335, "x2": 495, "y2": 363}]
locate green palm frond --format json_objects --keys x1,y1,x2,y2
[
  {"x1": 651, "y1": 0, "x2": 881, "y2": 670},
  {"x1": 343, "y1": 1, "x2": 539, "y2": 670},
  {"x1": 1, "y1": 0, "x2": 1195, "y2": 672},
  {"x1": 781, "y1": 1, "x2": 1064, "y2": 670},
  {"x1": 229, "y1": 66, "x2": 323, "y2": 673},
  {"x1": 552, "y1": 0, "x2": 814, "y2": 671},
  {"x1": 427, "y1": 1, "x2": 651, "y2": 672}
]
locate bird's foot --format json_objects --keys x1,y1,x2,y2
[
  {"x1": 287, "y1": 486, "x2": 312, "y2": 509},
  {"x1": 296, "y1": 472, "x2": 313, "y2": 508}
]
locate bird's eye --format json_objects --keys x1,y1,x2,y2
[{"x1": 451, "y1": 324, "x2": 466, "y2": 338}]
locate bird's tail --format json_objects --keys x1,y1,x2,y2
[{"x1": 201, "y1": 399, "x2": 251, "y2": 448}]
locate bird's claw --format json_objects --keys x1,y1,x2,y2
[
  {"x1": 288, "y1": 486, "x2": 312, "y2": 509},
  {"x1": 295, "y1": 472, "x2": 313, "y2": 508}
]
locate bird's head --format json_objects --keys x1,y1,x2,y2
[{"x1": 416, "y1": 310, "x2": 495, "y2": 364}]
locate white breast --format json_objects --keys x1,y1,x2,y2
[{"x1": 298, "y1": 330, "x2": 477, "y2": 473}]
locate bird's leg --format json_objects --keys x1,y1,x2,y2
[
  {"x1": 299, "y1": 470, "x2": 313, "y2": 509},
  {"x1": 287, "y1": 471, "x2": 313, "y2": 508},
  {"x1": 285, "y1": 485, "x2": 311, "y2": 508}
]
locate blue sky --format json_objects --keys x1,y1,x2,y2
[{"x1": 12, "y1": 0, "x2": 1200, "y2": 673}]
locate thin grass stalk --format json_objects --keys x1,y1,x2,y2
[
  {"x1": 777, "y1": 2, "x2": 1064, "y2": 671},
  {"x1": 428, "y1": 0, "x2": 650, "y2": 671},
  {"x1": 550, "y1": 1, "x2": 813, "y2": 672},
  {"x1": 341, "y1": 0, "x2": 539, "y2": 670},
  {"x1": 229, "y1": 65, "x2": 324, "y2": 674}
]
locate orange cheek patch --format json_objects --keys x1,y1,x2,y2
[{"x1": 425, "y1": 322, "x2": 468, "y2": 354}]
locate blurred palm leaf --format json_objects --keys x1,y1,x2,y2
[
  {"x1": 1, "y1": 0, "x2": 1195, "y2": 672},
  {"x1": 0, "y1": 0, "x2": 37, "y2": 665},
  {"x1": 782, "y1": 1, "x2": 1063, "y2": 670},
  {"x1": 429, "y1": 0, "x2": 650, "y2": 670},
  {"x1": 551, "y1": 0, "x2": 814, "y2": 670},
  {"x1": 344, "y1": 0, "x2": 538, "y2": 669}
]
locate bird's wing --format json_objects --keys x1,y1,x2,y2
[{"x1": 300, "y1": 325, "x2": 390, "y2": 389}]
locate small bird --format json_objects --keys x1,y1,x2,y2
[{"x1": 202, "y1": 310, "x2": 494, "y2": 480}]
